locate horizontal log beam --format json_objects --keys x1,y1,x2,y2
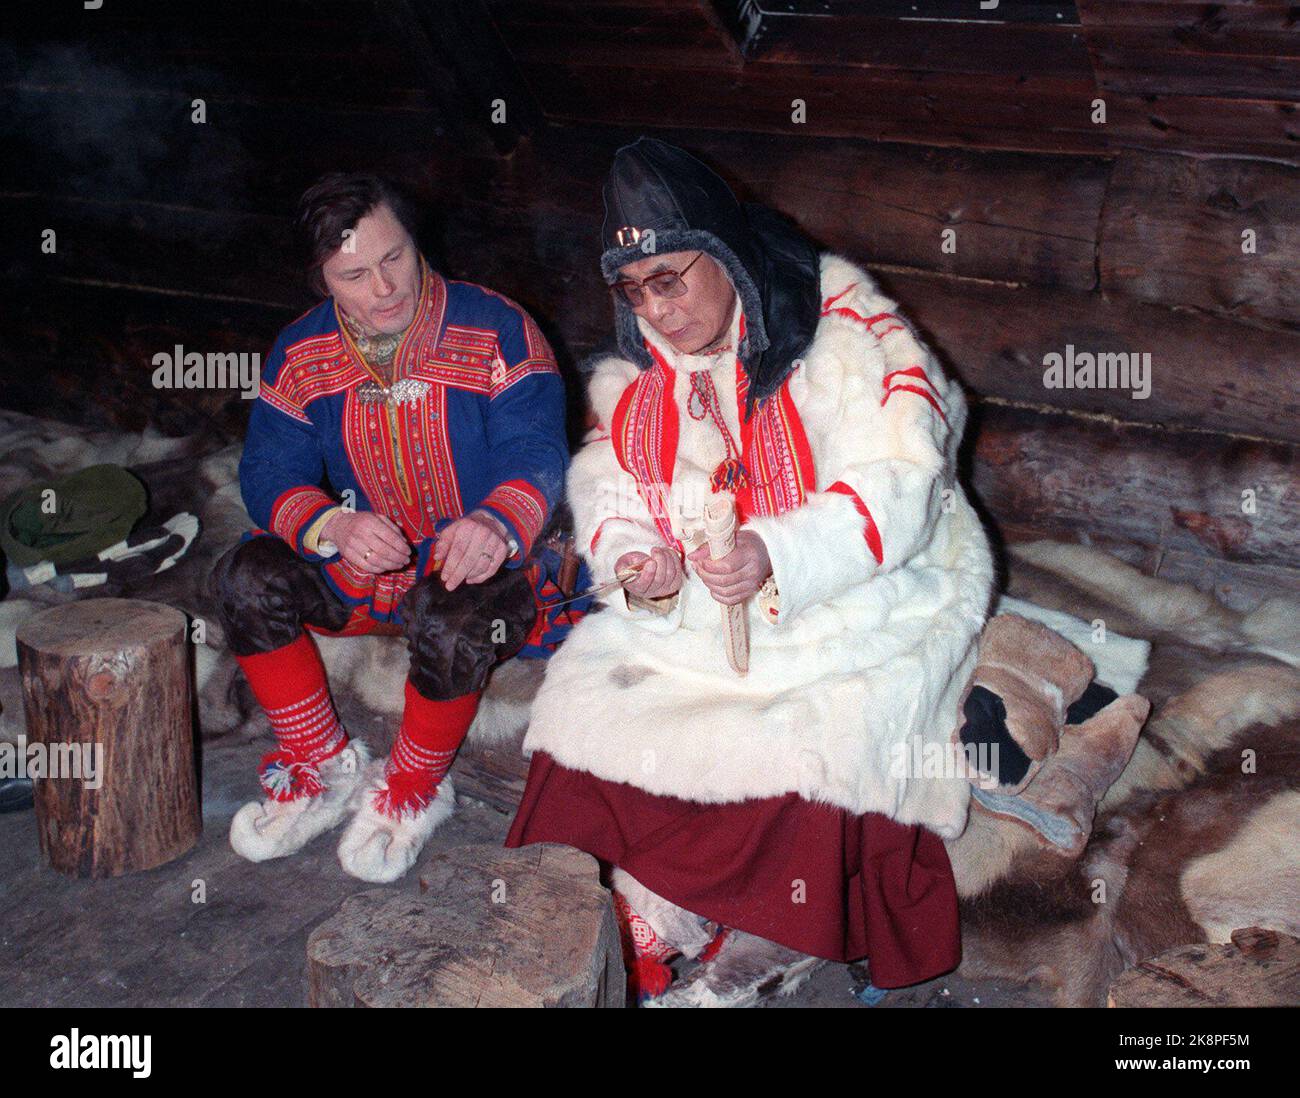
[
  {"x1": 968, "y1": 400, "x2": 1298, "y2": 570},
  {"x1": 1093, "y1": 93, "x2": 1300, "y2": 164},
  {"x1": 512, "y1": 63, "x2": 1109, "y2": 155},
  {"x1": 1099, "y1": 151, "x2": 1300, "y2": 328},
  {"x1": 1079, "y1": 0, "x2": 1300, "y2": 62},
  {"x1": 1085, "y1": 40, "x2": 1300, "y2": 101},
  {"x1": 997, "y1": 519, "x2": 1300, "y2": 613},
  {"x1": 694, "y1": 16, "x2": 1093, "y2": 78},
  {"x1": 6, "y1": 195, "x2": 309, "y2": 311},
  {"x1": 883, "y1": 269, "x2": 1300, "y2": 445}
]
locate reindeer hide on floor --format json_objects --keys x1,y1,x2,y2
[{"x1": 948, "y1": 540, "x2": 1300, "y2": 1006}]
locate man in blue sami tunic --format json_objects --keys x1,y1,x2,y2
[{"x1": 211, "y1": 173, "x2": 568, "y2": 883}]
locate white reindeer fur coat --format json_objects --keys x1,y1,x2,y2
[{"x1": 523, "y1": 254, "x2": 996, "y2": 839}]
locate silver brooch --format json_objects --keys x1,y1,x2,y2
[{"x1": 356, "y1": 379, "x2": 431, "y2": 406}]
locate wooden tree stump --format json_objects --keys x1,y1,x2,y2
[
  {"x1": 1108, "y1": 928, "x2": 1300, "y2": 1008},
  {"x1": 307, "y1": 843, "x2": 625, "y2": 1007},
  {"x1": 16, "y1": 598, "x2": 200, "y2": 878}
]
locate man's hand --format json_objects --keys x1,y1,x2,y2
[
  {"x1": 435, "y1": 510, "x2": 511, "y2": 590},
  {"x1": 616, "y1": 547, "x2": 683, "y2": 600},
  {"x1": 322, "y1": 511, "x2": 411, "y2": 574},
  {"x1": 688, "y1": 529, "x2": 771, "y2": 606}
]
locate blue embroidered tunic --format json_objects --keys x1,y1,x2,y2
[{"x1": 239, "y1": 260, "x2": 568, "y2": 626}]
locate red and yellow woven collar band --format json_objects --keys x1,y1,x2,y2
[{"x1": 611, "y1": 330, "x2": 816, "y2": 544}]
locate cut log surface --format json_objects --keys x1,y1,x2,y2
[
  {"x1": 16, "y1": 598, "x2": 199, "y2": 878},
  {"x1": 1107, "y1": 928, "x2": 1300, "y2": 1008},
  {"x1": 306, "y1": 843, "x2": 624, "y2": 1007}
]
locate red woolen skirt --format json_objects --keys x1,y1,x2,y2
[{"x1": 504, "y1": 751, "x2": 961, "y2": 989}]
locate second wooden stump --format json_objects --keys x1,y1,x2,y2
[
  {"x1": 1108, "y1": 927, "x2": 1300, "y2": 1007},
  {"x1": 307, "y1": 843, "x2": 625, "y2": 1007}
]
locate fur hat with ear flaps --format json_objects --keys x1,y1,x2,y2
[{"x1": 599, "y1": 137, "x2": 822, "y2": 416}]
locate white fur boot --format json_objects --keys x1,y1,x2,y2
[
  {"x1": 336, "y1": 762, "x2": 456, "y2": 884},
  {"x1": 229, "y1": 741, "x2": 370, "y2": 863},
  {"x1": 649, "y1": 930, "x2": 823, "y2": 1008}
]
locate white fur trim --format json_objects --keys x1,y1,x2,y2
[
  {"x1": 336, "y1": 767, "x2": 456, "y2": 884},
  {"x1": 746, "y1": 491, "x2": 876, "y2": 625},
  {"x1": 228, "y1": 741, "x2": 370, "y2": 863},
  {"x1": 586, "y1": 354, "x2": 641, "y2": 429}
]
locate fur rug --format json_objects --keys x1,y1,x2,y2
[{"x1": 948, "y1": 540, "x2": 1300, "y2": 1005}]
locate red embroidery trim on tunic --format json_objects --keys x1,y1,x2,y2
[
  {"x1": 826, "y1": 481, "x2": 885, "y2": 565},
  {"x1": 482, "y1": 479, "x2": 548, "y2": 553},
  {"x1": 736, "y1": 356, "x2": 815, "y2": 522},
  {"x1": 270, "y1": 486, "x2": 334, "y2": 546},
  {"x1": 611, "y1": 327, "x2": 815, "y2": 534},
  {"x1": 262, "y1": 332, "x2": 367, "y2": 424},
  {"x1": 260, "y1": 386, "x2": 310, "y2": 425},
  {"x1": 611, "y1": 354, "x2": 680, "y2": 550}
]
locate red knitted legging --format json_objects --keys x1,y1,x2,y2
[
  {"x1": 236, "y1": 634, "x2": 347, "y2": 801},
  {"x1": 372, "y1": 682, "x2": 481, "y2": 819}
]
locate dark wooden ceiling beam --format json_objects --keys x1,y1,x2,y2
[{"x1": 487, "y1": 1, "x2": 1300, "y2": 161}]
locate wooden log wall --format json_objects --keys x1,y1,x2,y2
[
  {"x1": 3, "y1": 0, "x2": 1297, "y2": 606},
  {"x1": 1, "y1": 0, "x2": 536, "y2": 439},
  {"x1": 475, "y1": 0, "x2": 1300, "y2": 607}
]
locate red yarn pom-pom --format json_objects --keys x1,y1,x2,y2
[
  {"x1": 629, "y1": 955, "x2": 673, "y2": 1003},
  {"x1": 372, "y1": 769, "x2": 437, "y2": 820}
]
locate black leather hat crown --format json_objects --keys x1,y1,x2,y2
[{"x1": 598, "y1": 137, "x2": 821, "y2": 413}]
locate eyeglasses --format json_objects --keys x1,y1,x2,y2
[{"x1": 610, "y1": 253, "x2": 704, "y2": 308}]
